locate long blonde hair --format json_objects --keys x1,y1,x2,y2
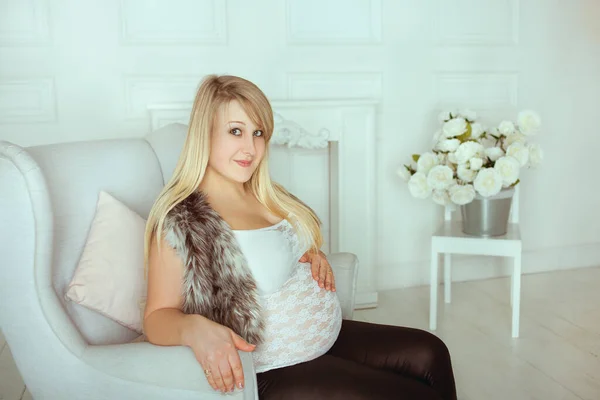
[{"x1": 144, "y1": 75, "x2": 323, "y2": 276}]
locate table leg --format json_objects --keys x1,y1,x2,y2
[
  {"x1": 444, "y1": 253, "x2": 451, "y2": 303},
  {"x1": 511, "y1": 253, "x2": 521, "y2": 338},
  {"x1": 430, "y1": 249, "x2": 438, "y2": 331}
]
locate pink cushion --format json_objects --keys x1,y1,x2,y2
[{"x1": 65, "y1": 191, "x2": 147, "y2": 333}]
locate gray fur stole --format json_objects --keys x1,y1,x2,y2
[{"x1": 163, "y1": 191, "x2": 265, "y2": 345}]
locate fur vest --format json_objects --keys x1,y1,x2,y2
[{"x1": 162, "y1": 191, "x2": 265, "y2": 345}]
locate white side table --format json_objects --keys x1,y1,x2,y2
[{"x1": 429, "y1": 185, "x2": 523, "y2": 338}]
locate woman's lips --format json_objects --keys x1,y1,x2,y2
[{"x1": 235, "y1": 160, "x2": 252, "y2": 167}]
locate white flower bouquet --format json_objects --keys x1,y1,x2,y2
[{"x1": 398, "y1": 109, "x2": 543, "y2": 206}]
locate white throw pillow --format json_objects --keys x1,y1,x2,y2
[{"x1": 65, "y1": 191, "x2": 147, "y2": 333}]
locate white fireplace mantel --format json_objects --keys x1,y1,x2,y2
[{"x1": 147, "y1": 99, "x2": 379, "y2": 309}]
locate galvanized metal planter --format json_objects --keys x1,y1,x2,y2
[{"x1": 460, "y1": 188, "x2": 515, "y2": 237}]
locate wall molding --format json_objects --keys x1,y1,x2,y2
[
  {"x1": 433, "y1": 0, "x2": 520, "y2": 46},
  {"x1": 123, "y1": 76, "x2": 200, "y2": 118},
  {"x1": 0, "y1": 0, "x2": 51, "y2": 45},
  {"x1": 0, "y1": 78, "x2": 56, "y2": 123},
  {"x1": 119, "y1": 0, "x2": 227, "y2": 44},
  {"x1": 286, "y1": 0, "x2": 382, "y2": 44}
]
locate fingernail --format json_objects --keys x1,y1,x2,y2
[{"x1": 238, "y1": 382, "x2": 244, "y2": 389}]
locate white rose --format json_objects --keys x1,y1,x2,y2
[
  {"x1": 485, "y1": 147, "x2": 504, "y2": 162},
  {"x1": 449, "y1": 184, "x2": 476, "y2": 205},
  {"x1": 396, "y1": 165, "x2": 412, "y2": 181},
  {"x1": 432, "y1": 189, "x2": 451, "y2": 206},
  {"x1": 460, "y1": 109, "x2": 477, "y2": 121},
  {"x1": 469, "y1": 157, "x2": 483, "y2": 170},
  {"x1": 518, "y1": 110, "x2": 541, "y2": 136},
  {"x1": 504, "y1": 132, "x2": 526, "y2": 148},
  {"x1": 447, "y1": 152, "x2": 458, "y2": 164},
  {"x1": 470, "y1": 122, "x2": 484, "y2": 139},
  {"x1": 498, "y1": 120, "x2": 516, "y2": 136},
  {"x1": 506, "y1": 141, "x2": 530, "y2": 166},
  {"x1": 438, "y1": 111, "x2": 451, "y2": 124},
  {"x1": 528, "y1": 144, "x2": 543, "y2": 167},
  {"x1": 408, "y1": 172, "x2": 431, "y2": 199},
  {"x1": 427, "y1": 165, "x2": 455, "y2": 190},
  {"x1": 436, "y1": 138, "x2": 460, "y2": 152},
  {"x1": 455, "y1": 141, "x2": 485, "y2": 164},
  {"x1": 478, "y1": 135, "x2": 496, "y2": 149},
  {"x1": 494, "y1": 156, "x2": 520, "y2": 186},
  {"x1": 416, "y1": 152, "x2": 439, "y2": 175},
  {"x1": 443, "y1": 118, "x2": 467, "y2": 138},
  {"x1": 473, "y1": 168, "x2": 503, "y2": 197},
  {"x1": 457, "y1": 165, "x2": 476, "y2": 182}
]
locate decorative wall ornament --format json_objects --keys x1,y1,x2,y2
[{"x1": 271, "y1": 112, "x2": 330, "y2": 149}]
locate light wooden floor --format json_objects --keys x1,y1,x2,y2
[{"x1": 2, "y1": 267, "x2": 600, "y2": 400}]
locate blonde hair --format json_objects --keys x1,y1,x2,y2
[{"x1": 143, "y1": 75, "x2": 323, "y2": 276}]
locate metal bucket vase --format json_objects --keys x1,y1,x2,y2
[{"x1": 460, "y1": 188, "x2": 515, "y2": 237}]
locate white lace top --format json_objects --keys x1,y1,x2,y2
[{"x1": 233, "y1": 218, "x2": 342, "y2": 373}]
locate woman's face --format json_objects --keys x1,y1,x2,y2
[{"x1": 208, "y1": 100, "x2": 266, "y2": 184}]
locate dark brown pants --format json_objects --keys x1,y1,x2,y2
[{"x1": 257, "y1": 320, "x2": 457, "y2": 400}]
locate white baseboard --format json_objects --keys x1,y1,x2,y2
[
  {"x1": 376, "y1": 242, "x2": 600, "y2": 291},
  {"x1": 354, "y1": 290, "x2": 378, "y2": 309}
]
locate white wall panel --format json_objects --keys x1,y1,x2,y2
[
  {"x1": 0, "y1": 0, "x2": 50, "y2": 45},
  {"x1": 120, "y1": 0, "x2": 227, "y2": 44},
  {"x1": 434, "y1": 0, "x2": 519, "y2": 45},
  {"x1": 286, "y1": 0, "x2": 381, "y2": 44},
  {"x1": 124, "y1": 76, "x2": 199, "y2": 118},
  {"x1": 0, "y1": 79, "x2": 56, "y2": 123}
]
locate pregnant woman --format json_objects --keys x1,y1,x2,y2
[{"x1": 142, "y1": 74, "x2": 457, "y2": 400}]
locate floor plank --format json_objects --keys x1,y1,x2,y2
[
  {"x1": 20, "y1": 388, "x2": 33, "y2": 400},
  {"x1": 364, "y1": 283, "x2": 586, "y2": 400},
  {"x1": 0, "y1": 343, "x2": 26, "y2": 400}
]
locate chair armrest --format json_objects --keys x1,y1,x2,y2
[
  {"x1": 327, "y1": 252, "x2": 359, "y2": 320},
  {"x1": 81, "y1": 342, "x2": 258, "y2": 399}
]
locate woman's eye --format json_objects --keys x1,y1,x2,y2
[
  {"x1": 254, "y1": 130, "x2": 264, "y2": 137},
  {"x1": 230, "y1": 128, "x2": 242, "y2": 136}
]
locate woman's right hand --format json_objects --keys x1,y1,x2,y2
[{"x1": 185, "y1": 315, "x2": 257, "y2": 393}]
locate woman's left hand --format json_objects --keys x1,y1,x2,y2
[{"x1": 299, "y1": 250, "x2": 336, "y2": 292}]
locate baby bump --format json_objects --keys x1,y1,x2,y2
[{"x1": 252, "y1": 262, "x2": 343, "y2": 372}]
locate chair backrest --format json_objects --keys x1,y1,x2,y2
[
  {"x1": 444, "y1": 184, "x2": 520, "y2": 223},
  {"x1": 23, "y1": 123, "x2": 188, "y2": 345}
]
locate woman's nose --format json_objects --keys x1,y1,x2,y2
[{"x1": 242, "y1": 135, "x2": 256, "y2": 156}]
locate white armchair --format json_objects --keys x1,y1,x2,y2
[{"x1": 0, "y1": 123, "x2": 359, "y2": 400}]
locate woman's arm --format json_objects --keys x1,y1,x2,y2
[
  {"x1": 143, "y1": 235, "x2": 197, "y2": 345},
  {"x1": 143, "y1": 234, "x2": 255, "y2": 393}
]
